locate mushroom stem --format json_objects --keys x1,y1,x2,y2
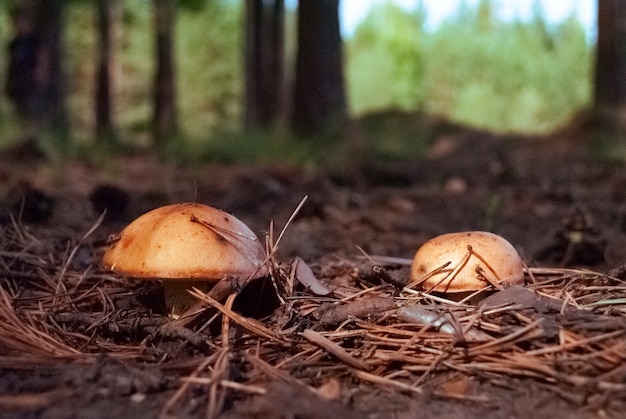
[
  {"x1": 170, "y1": 277, "x2": 242, "y2": 327},
  {"x1": 163, "y1": 279, "x2": 212, "y2": 317}
]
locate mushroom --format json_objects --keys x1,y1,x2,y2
[
  {"x1": 102, "y1": 203, "x2": 267, "y2": 316},
  {"x1": 410, "y1": 231, "x2": 524, "y2": 296}
]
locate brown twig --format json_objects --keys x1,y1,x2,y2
[{"x1": 300, "y1": 329, "x2": 369, "y2": 371}]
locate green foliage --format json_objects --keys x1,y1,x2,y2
[
  {"x1": 177, "y1": 1, "x2": 243, "y2": 140},
  {"x1": 180, "y1": 128, "x2": 327, "y2": 166},
  {"x1": 0, "y1": 0, "x2": 595, "y2": 161},
  {"x1": 347, "y1": 1, "x2": 426, "y2": 113},
  {"x1": 63, "y1": 0, "x2": 242, "y2": 147},
  {"x1": 179, "y1": 0, "x2": 208, "y2": 12},
  {"x1": 346, "y1": 0, "x2": 592, "y2": 134},
  {"x1": 64, "y1": 3, "x2": 99, "y2": 144},
  {"x1": 0, "y1": 5, "x2": 16, "y2": 149}
]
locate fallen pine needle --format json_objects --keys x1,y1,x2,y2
[
  {"x1": 468, "y1": 318, "x2": 545, "y2": 356},
  {"x1": 178, "y1": 378, "x2": 266, "y2": 395},
  {"x1": 188, "y1": 287, "x2": 286, "y2": 343},
  {"x1": 300, "y1": 329, "x2": 369, "y2": 371},
  {"x1": 0, "y1": 388, "x2": 74, "y2": 410},
  {"x1": 354, "y1": 370, "x2": 423, "y2": 394}
]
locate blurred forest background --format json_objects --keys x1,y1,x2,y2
[{"x1": 0, "y1": 0, "x2": 618, "y2": 164}]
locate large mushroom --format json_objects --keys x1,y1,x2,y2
[
  {"x1": 410, "y1": 231, "x2": 524, "y2": 296},
  {"x1": 102, "y1": 203, "x2": 268, "y2": 316}
]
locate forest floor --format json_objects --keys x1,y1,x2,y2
[{"x1": 1, "y1": 115, "x2": 626, "y2": 418}]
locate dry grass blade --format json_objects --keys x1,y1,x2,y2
[
  {"x1": 54, "y1": 211, "x2": 107, "y2": 299},
  {"x1": 300, "y1": 329, "x2": 369, "y2": 371},
  {"x1": 525, "y1": 329, "x2": 626, "y2": 356},
  {"x1": 0, "y1": 388, "x2": 74, "y2": 410},
  {"x1": 354, "y1": 370, "x2": 423, "y2": 394},
  {"x1": 207, "y1": 293, "x2": 237, "y2": 419},
  {"x1": 3, "y1": 195, "x2": 626, "y2": 417},
  {"x1": 0, "y1": 286, "x2": 83, "y2": 358},
  {"x1": 188, "y1": 287, "x2": 286, "y2": 343},
  {"x1": 468, "y1": 318, "x2": 545, "y2": 356},
  {"x1": 162, "y1": 294, "x2": 239, "y2": 419},
  {"x1": 266, "y1": 195, "x2": 308, "y2": 258},
  {"x1": 160, "y1": 355, "x2": 217, "y2": 419},
  {"x1": 216, "y1": 380, "x2": 266, "y2": 395},
  {"x1": 244, "y1": 352, "x2": 303, "y2": 386}
]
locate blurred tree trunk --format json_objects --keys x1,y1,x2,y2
[
  {"x1": 6, "y1": 1, "x2": 41, "y2": 129},
  {"x1": 595, "y1": 0, "x2": 626, "y2": 128},
  {"x1": 6, "y1": 0, "x2": 68, "y2": 142},
  {"x1": 153, "y1": 0, "x2": 177, "y2": 145},
  {"x1": 39, "y1": 0, "x2": 69, "y2": 138},
  {"x1": 95, "y1": 0, "x2": 117, "y2": 141},
  {"x1": 244, "y1": 0, "x2": 284, "y2": 129},
  {"x1": 292, "y1": 0, "x2": 346, "y2": 136}
]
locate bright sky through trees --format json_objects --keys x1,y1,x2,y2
[{"x1": 336, "y1": 0, "x2": 596, "y2": 41}]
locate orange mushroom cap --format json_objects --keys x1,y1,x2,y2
[
  {"x1": 410, "y1": 231, "x2": 524, "y2": 293},
  {"x1": 102, "y1": 203, "x2": 267, "y2": 281}
]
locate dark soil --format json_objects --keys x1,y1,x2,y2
[{"x1": 1, "y1": 118, "x2": 626, "y2": 418}]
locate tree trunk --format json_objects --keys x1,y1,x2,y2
[
  {"x1": 153, "y1": 0, "x2": 177, "y2": 145},
  {"x1": 292, "y1": 0, "x2": 346, "y2": 137},
  {"x1": 95, "y1": 0, "x2": 117, "y2": 141},
  {"x1": 6, "y1": 0, "x2": 41, "y2": 123},
  {"x1": 6, "y1": 0, "x2": 68, "y2": 141},
  {"x1": 38, "y1": 0, "x2": 69, "y2": 138},
  {"x1": 244, "y1": 0, "x2": 285, "y2": 128},
  {"x1": 594, "y1": 0, "x2": 626, "y2": 128}
]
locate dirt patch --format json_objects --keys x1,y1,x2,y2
[{"x1": 1, "y1": 123, "x2": 626, "y2": 418}]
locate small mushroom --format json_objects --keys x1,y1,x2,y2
[
  {"x1": 410, "y1": 231, "x2": 524, "y2": 295},
  {"x1": 102, "y1": 203, "x2": 267, "y2": 315}
]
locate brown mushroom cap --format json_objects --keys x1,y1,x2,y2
[
  {"x1": 102, "y1": 203, "x2": 267, "y2": 280},
  {"x1": 410, "y1": 231, "x2": 524, "y2": 293}
]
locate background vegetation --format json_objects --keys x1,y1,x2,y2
[
  {"x1": 347, "y1": 1, "x2": 591, "y2": 133},
  {"x1": 0, "y1": 0, "x2": 592, "y2": 156}
]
